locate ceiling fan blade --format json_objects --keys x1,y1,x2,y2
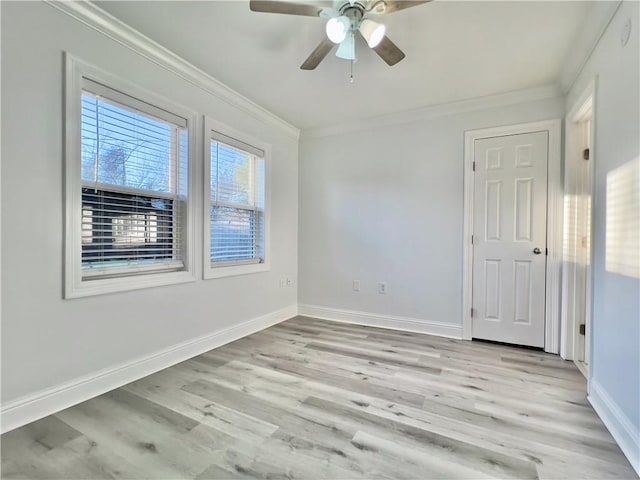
[
  {"x1": 250, "y1": 0, "x2": 330, "y2": 17},
  {"x1": 372, "y1": 0, "x2": 431, "y2": 15},
  {"x1": 373, "y1": 35, "x2": 405, "y2": 67},
  {"x1": 300, "y1": 37, "x2": 335, "y2": 70},
  {"x1": 372, "y1": 35, "x2": 406, "y2": 66}
]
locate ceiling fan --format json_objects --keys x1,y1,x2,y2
[{"x1": 250, "y1": 0, "x2": 431, "y2": 70}]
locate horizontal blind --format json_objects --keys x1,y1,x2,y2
[
  {"x1": 210, "y1": 206, "x2": 256, "y2": 263},
  {"x1": 83, "y1": 78, "x2": 187, "y2": 129},
  {"x1": 81, "y1": 90, "x2": 186, "y2": 278},
  {"x1": 210, "y1": 135, "x2": 265, "y2": 264}
]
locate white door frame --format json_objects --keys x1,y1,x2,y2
[
  {"x1": 462, "y1": 119, "x2": 563, "y2": 353},
  {"x1": 561, "y1": 79, "x2": 597, "y2": 376}
]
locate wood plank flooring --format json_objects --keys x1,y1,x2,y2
[{"x1": 2, "y1": 316, "x2": 637, "y2": 479}]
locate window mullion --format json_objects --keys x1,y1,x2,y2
[{"x1": 212, "y1": 200, "x2": 257, "y2": 211}]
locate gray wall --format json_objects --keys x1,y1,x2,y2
[
  {"x1": 299, "y1": 96, "x2": 564, "y2": 327},
  {"x1": 0, "y1": 1, "x2": 298, "y2": 404},
  {"x1": 569, "y1": 0, "x2": 639, "y2": 440}
]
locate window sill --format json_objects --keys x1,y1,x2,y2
[
  {"x1": 204, "y1": 261, "x2": 270, "y2": 280},
  {"x1": 65, "y1": 269, "x2": 196, "y2": 299}
]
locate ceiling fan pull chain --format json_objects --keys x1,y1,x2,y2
[{"x1": 350, "y1": 59, "x2": 355, "y2": 83}]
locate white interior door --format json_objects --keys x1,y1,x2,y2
[{"x1": 472, "y1": 131, "x2": 549, "y2": 347}]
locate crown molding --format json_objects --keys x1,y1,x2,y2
[
  {"x1": 559, "y1": 1, "x2": 622, "y2": 94},
  {"x1": 301, "y1": 84, "x2": 563, "y2": 140},
  {"x1": 45, "y1": 0, "x2": 300, "y2": 140}
]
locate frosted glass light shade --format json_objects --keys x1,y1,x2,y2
[
  {"x1": 359, "y1": 19, "x2": 385, "y2": 48},
  {"x1": 335, "y1": 33, "x2": 356, "y2": 61},
  {"x1": 326, "y1": 16, "x2": 350, "y2": 44}
]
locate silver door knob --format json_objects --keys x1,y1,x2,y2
[{"x1": 533, "y1": 247, "x2": 542, "y2": 255}]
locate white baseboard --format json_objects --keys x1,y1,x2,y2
[
  {"x1": 0, "y1": 304, "x2": 297, "y2": 434},
  {"x1": 298, "y1": 304, "x2": 462, "y2": 339},
  {"x1": 589, "y1": 379, "x2": 640, "y2": 476}
]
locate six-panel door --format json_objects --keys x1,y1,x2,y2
[{"x1": 472, "y1": 131, "x2": 549, "y2": 347}]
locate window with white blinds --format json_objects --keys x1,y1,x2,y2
[
  {"x1": 209, "y1": 131, "x2": 266, "y2": 267},
  {"x1": 80, "y1": 81, "x2": 188, "y2": 279}
]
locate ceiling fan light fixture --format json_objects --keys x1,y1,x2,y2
[
  {"x1": 359, "y1": 18, "x2": 386, "y2": 48},
  {"x1": 335, "y1": 33, "x2": 356, "y2": 61},
  {"x1": 326, "y1": 16, "x2": 350, "y2": 44}
]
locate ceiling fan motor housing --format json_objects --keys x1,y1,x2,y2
[{"x1": 339, "y1": 4, "x2": 364, "y2": 30}]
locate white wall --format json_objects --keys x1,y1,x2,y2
[
  {"x1": 299, "y1": 94, "x2": 564, "y2": 331},
  {"x1": 0, "y1": 2, "x2": 298, "y2": 406},
  {"x1": 567, "y1": 1, "x2": 639, "y2": 472}
]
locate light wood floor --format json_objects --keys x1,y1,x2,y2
[{"x1": 1, "y1": 316, "x2": 637, "y2": 479}]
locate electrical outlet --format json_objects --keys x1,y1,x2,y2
[
  {"x1": 353, "y1": 280, "x2": 361, "y2": 292},
  {"x1": 286, "y1": 278, "x2": 293, "y2": 287},
  {"x1": 279, "y1": 278, "x2": 286, "y2": 288},
  {"x1": 378, "y1": 282, "x2": 387, "y2": 294}
]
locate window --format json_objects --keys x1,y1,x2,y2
[
  {"x1": 204, "y1": 119, "x2": 269, "y2": 278},
  {"x1": 66, "y1": 57, "x2": 195, "y2": 297}
]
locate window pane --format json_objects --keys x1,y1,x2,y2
[
  {"x1": 209, "y1": 132, "x2": 265, "y2": 268},
  {"x1": 82, "y1": 188, "x2": 179, "y2": 272},
  {"x1": 211, "y1": 141, "x2": 252, "y2": 205},
  {"x1": 211, "y1": 206, "x2": 256, "y2": 262},
  {"x1": 81, "y1": 93, "x2": 175, "y2": 193}
]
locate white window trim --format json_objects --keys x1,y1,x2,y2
[
  {"x1": 64, "y1": 54, "x2": 197, "y2": 298},
  {"x1": 203, "y1": 116, "x2": 271, "y2": 280}
]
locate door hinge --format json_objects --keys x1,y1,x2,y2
[
  {"x1": 472, "y1": 161, "x2": 476, "y2": 172},
  {"x1": 579, "y1": 323, "x2": 586, "y2": 336},
  {"x1": 583, "y1": 148, "x2": 590, "y2": 160},
  {"x1": 471, "y1": 234, "x2": 474, "y2": 245},
  {"x1": 546, "y1": 247, "x2": 549, "y2": 256},
  {"x1": 471, "y1": 308, "x2": 475, "y2": 318}
]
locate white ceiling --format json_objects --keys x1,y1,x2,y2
[{"x1": 95, "y1": 1, "x2": 593, "y2": 130}]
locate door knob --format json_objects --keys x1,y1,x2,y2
[{"x1": 533, "y1": 247, "x2": 542, "y2": 255}]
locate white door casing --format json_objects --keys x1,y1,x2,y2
[
  {"x1": 575, "y1": 117, "x2": 592, "y2": 368},
  {"x1": 561, "y1": 79, "x2": 596, "y2": 377},
  {"x1": 471, "y1": 131, "x2": 549, "y2": 347}
]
